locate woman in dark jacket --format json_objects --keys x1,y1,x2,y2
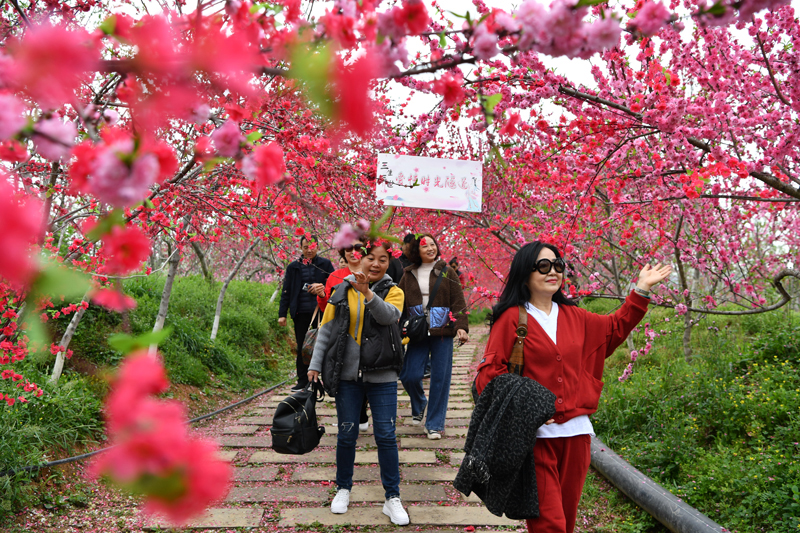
[
  {"x1": 307, "y1": 241, "x2": 409, "y2": 526},
  {"x1": 398, "y1": 233, "x2": 469, "y2": 440},
  {"x1": 475, "y1": 241, "x2": 670, "y2": 533}
]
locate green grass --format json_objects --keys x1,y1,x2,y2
[{"x1": 589, "y1": 298, "x2": 800, "y2": 533}]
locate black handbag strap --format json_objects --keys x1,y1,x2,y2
[
  {"x1": 425, "y1": 269, "x2": 446, "y2": 312},
  {"x1": 306, "y1": 380, "x2": 325, "y2": 402}
]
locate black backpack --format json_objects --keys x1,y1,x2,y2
[{"x1": 270, "y1": 382, "x2": 326, "y2": 455}]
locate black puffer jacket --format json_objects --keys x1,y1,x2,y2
[
  {"x1": 454, "y1": 373, "x2": 556, "y2": 519},
  {"x1": 319, "y1": 278, "x2": 403, "y2": 396}
]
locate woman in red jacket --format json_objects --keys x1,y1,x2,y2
[
  {"x1": 475, "y1": 241, "x2": 671, "y2": 533},
  {"x1": 317, "y1": 238, "x2": 365, "y2": 313}
]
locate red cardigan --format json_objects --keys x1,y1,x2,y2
[
  {"x1": 317, "y1": 267, "x2": 352, "y2": 313},
  {"x1": 475, "y1": 291, "x2": 649, "y2": 424}
]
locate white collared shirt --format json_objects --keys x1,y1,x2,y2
[{"x1": 525, "y1": 301, "x2": 595, "y2": 439}]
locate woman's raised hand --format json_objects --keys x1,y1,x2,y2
[
  {"x1": 636, "y1": 263, "x2": 672, "y2": 291},
  {"x1": 351, "y1": 270, "x2": 374, "y2": 300}
]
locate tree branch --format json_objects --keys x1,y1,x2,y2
[
  {"x1": 558, "y1": 85, "x2": 800, "y2": 201},
  {"x1": 592, "y1": 269, "x2": 799, "y2": 316},
  {"x1": 755, "y1": 30, "x2": 791, "y2": 106}
]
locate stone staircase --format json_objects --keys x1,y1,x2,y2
[{"x1": 150, "y1": 326, "x2": 521, "y2": 531}]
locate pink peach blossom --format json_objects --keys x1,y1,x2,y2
[
  {"x1": 0, "y1": 93, "x2": 26, "y2": 140},
  {"x1": 32, "y1": 116, "x2": 76, "y2": 162}
]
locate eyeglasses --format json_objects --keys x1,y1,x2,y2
[
  {"x1": 341, "y1": 245, "x2": 363, "y2": 253},
  {"x1": 533, "y1": 258, "x2": 566, "y2": 275}
]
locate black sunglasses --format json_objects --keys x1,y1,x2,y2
[
  {"x1": 341, "y1": 245, "x2": 364, "y2": 253},
  {"x1": 533, "y1": 258, "x2": 566, "y2": 275}
]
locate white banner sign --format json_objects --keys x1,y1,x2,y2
[{"x1": 375, "y1": 154, "x2": 482, "y2": 213}]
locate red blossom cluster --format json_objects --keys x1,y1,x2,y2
[{"x1": 90, "y1": 351, "x2": 231, "y2": 525}]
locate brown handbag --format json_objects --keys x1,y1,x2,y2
[
  {"x1": 472, "y1": 305, "x2": 528, "y2": 401},
  {"x1": 507, "y1": 305, "x2": 528, "y2": 375}
]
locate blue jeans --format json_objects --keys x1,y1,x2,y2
[
  {"x1": 400, "y1": 336, "x2": 453, "y2": 432},
  {"x1": 335, "y1": 380, "x2": 400, "y2": 499}
]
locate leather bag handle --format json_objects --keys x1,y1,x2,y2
[{"x1": 507, "y1": 305, "x2": 528, "y2": 375}]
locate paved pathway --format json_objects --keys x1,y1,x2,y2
[{"x1": 150, "y1": 326, "x2": 523, "y2": 531}]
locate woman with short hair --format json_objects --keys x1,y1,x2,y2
[
  {"x1": 308, "y1": 241, "x2": 409, "y2": 526},
  {"x1": 317, "y1": 238, "x2": 370, "y2": 432}
]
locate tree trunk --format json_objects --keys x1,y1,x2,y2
[
  {"x1": 270, "y1": 287, "x2": 279, "y2": 303},
  {"x1": 674, "y1": 247, "x2": 693, "y2": 363},
  {"x1": 150, "y1": 243, "x2": 181, "y2": 353},
  {"x1": 191, "y1": 240, "x2": 213, "y2": 283},
  {"x1": 39, "y1": 162, "x2": 60, "y2": 244},
  {"x1": 211, "y1": 242, "x2": 258, "y2": 340},
  {"x1": 49, "y1": 300, "x2": 87, "y2": 384}
]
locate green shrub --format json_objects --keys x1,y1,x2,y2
[
  {"x1": 0, "y1": 367, "x2": 104, "y2": 515},
  {"x1": 44, "y1": 275, "x2": 293, "y2": 390},
  {"x1": 468, "y1": 307, "x2": 491, "y2": 325},
  {"x1": 594, "y1": 310, "x2": 800, "y2": 532}
]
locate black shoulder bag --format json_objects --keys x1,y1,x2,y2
[
  {"x1": 401, "y1": 269, "x2": 445, "y2": 343},
  {"x1": 270, "y1": 382, "x2": 326, "y2": 455}
]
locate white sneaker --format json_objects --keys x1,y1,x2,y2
[
  {"x1": 382, "y1": 496, "x2": 409, "y2": 525},
  {"x1": 359, "y1": 422, "x2": 369, "y2": 432},
  {"x1": 331, "y1": 489, "x2": 350, "y2": 514},
  {"x1": 427, "y1": 429, "x2": 442, "y2": 440}
]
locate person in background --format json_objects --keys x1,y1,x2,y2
[
  {"x1": 399, "y1": 233, "x2": 469, "y2": 440},
  {"x1": 387, "y1": 233, "x2": 413, "y2": 283},
  {"x1": 278, "y1": 235, "x2": 334, "y2": 392},
  {"x1": 398, "y1": 233, "x2": 415, "y2": 270},
  {"x1": 308, "y1": 241, "x2": 409, "y2": 526},
  {"x1": 338, "y1": 256, "x2": 348, "y2": 269},
  {"x1": 318, "y1": 237, "x2": 371, "y2": 433},
  {"x1": 475, "y1": 241, "x2": 671, "y2": 533},
  {"x1": 448, "y1": 257, "x2": 465, "y2": 285}
]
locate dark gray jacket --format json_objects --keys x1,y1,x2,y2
[
  {"x1": 309, "y1": 275, "x2": 404, "y2": 396},
  {"x1": 454, "y1": 373, "x2": 556, "y2": 519}
]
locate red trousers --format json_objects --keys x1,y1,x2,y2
[{"x1": 526, "y1": 435, "x2": 591, "y2": 533}]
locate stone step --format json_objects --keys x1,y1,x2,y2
[
  {"x1": 248, "y1": 450, "x2": 437, "y2": 464},
  {"x1": 233, "y1": 467, "x2": 279, "y2": 482},
  {"x1": 236, "y1": 416, "x2": 271, "y2": 425},
  {"x1": 227, "y1": 486, "x2": 329, "y2": 503},
  {"x1": 292, "y1": 466, "x2": 461, "y2": 482},
  {"x1": 451, "y1": 452, "x2": 466, "y2": 465},
  {"x1": 221, "y1": 425, "x2": 260, "y2": 435},
  {"x1": 400, "y1": 437, "x2": 466, "y2": 449},
  {"x1": 219, "y1": 435, "x2": 339, "y2": 448},
  {"x1": 147, "y1": 508, "x2": 263, "y2": 529},
  {"x1": 402, "y1": 466, "x2": 459, "y2": 481},
  {"x1": 279, "y1": 507, "x2": 391, "y2": 527},
  {"x1": 292, "y1": 466, "x2": 381, "y2": 481},
  {"x1": 444, "y1": 402, "x2": 473, "y2": 409},
  {"x1": 349, "y1": 484, "x2": 447, "y2": 502},
  {"x1": 217, "y1": 450, "x2": 238, "y2": 462},
  {"x1": 279, "y1": 506, "x2": 516, "y2": 527},
  {"x1": 408, "y1": 506, "x2": 517, "y2": 526}
]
